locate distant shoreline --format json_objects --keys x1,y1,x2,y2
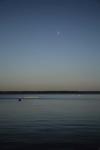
[{"x1": 0, "y1": 91, "x2": 100, "y2": 94}]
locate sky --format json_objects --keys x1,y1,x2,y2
[{"x1": 0, "y1": 0, "x2": 100, "y2": 91}]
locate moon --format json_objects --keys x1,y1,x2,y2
[{"x1": 57, "y1": 31, "x2": 60, "y2": 36}]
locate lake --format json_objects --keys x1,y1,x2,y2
[{"x1": 0, "y1": 94, "x2": 100, "y2": 150}]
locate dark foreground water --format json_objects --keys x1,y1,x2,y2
[{"x1": 0, "y1": 94, "x2": 100, "y2": 150}]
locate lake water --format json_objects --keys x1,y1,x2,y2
[{"x1": 0, "y1": 94, "x2": 100, "y2": 150}]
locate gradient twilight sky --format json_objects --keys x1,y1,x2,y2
[{"x1": 0, "y1": 0, "x2": 100, "y2": 91}]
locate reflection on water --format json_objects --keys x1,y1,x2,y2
[{"x1": 0, "y1": 94, "x2": 100, "y2": 150}]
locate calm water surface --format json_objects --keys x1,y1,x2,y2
[{"x1": 0, "y1": 94, "x2": 100, "y2": 150}]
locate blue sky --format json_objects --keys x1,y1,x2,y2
[{"x1": 0, "y1": 0, "x2": 100, "y2": 91}]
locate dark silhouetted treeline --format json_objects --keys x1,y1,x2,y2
[{"x1": 0, "y1": 91, "x2": 100, "y2": 94}]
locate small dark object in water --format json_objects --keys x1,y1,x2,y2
[{"x1": 18, "y1": 98, "x2": 22, "y2": 101}]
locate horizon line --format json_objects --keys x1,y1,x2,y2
[{"x1": 0, "y1": 90, "x2": 100, "y2": 94}]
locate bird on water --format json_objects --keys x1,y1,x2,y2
[{"x1": 18, "y1": 98, "x2": 22, "y2": 101}]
